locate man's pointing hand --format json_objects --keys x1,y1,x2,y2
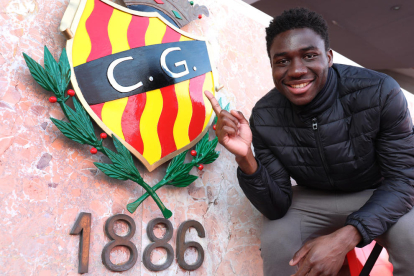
[{"x1": 204, "y1": 90, "x2": 257, "y2": 174}]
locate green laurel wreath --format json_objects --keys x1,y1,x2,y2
[{"x1": 23, "y1": 46, "x2": 224, "y2": 219}]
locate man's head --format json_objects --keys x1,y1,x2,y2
[{"x1": 266, "y1": 8, "x2": 333, "y2": 106}]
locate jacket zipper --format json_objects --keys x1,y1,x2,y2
[{"x1": 312, "y1": 118, "x2": 335, "y2": 188}]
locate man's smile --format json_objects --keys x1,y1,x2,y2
[{"x1": 283, "y1": 79, "x2": 315, "y2": 95}]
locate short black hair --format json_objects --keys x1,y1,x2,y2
[{"x1": 266, "y1": 7, "x2": 330, "y2": 57}]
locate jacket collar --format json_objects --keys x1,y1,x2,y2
[{"x1": 292, "y1": 67, "x2": 337, "y2": 120}]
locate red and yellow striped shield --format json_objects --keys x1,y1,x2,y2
[{"x1": 66, "y1": 0, "x2": 217, "y2": 171}]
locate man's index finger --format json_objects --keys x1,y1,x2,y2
[{"x1": 204, "y1": 90, "x2": 222, "y2": 115}]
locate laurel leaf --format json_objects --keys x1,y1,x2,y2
[
  {"x1": 105, "y1": 149, "x2": 128, "y2": 172},
  {"x1": 105, "y1": 141, "x2": 140, "y2": 181},
  {"x1": 214, "y1": 98, "x2": 229, "y2": 124},
  {"x1": 72, "y1": 97, "x2": 95, "y2": 140},
  {"x1": 60, "y1": 100, "x2": 97, "y2": 145},
  {"x1": 94, "y1": 162, "x2": 130, "y2": 181},
  {"x1": 169, "y1": 163, "x2": 193, "y2": 183},
  {"x1": 43, "y1": 46, "x2": 61, "y2": 95},
  {"x1": 22, "y1": 53, "x2": 54, "y2": 92},
  {"x1": 195, "y1": 132, "x2": 209, "y2": 155},
  {"x1": 218, "y1": 97, "x2": 223, "y2": 107},
  {"x1": 61, "y1": 104, "x2": 93, "y2": 143},
  {"x1": 200, "y1": 152, "x2": 219, "y2": 165},
  {"x1": 171, "y1": 175, "x2": 198, "y2": 188},
  {"x1": 112, "y1": 135, "x2": 132, "y2": 162},
  {"x1": 192, "y1": 134, "x2": 219, "y2": 165},
  {"x1": 203, "y1": 148, "x2": 220, "y2": 164},
  {"x1": 58, "y1": 49, "x2": 71, "y2": 93},
  {"x1": 111, "y1": 135, "x2": 142, "y2": 180},
  {"x1": 50, "y1": 118, "x2": 88, "y2": 144},
  {"x1": 207, "y1": 137, "x2": 219, "y2": 154},
  {"x1": 166, "y1": 150, "x2": 188, "y2": 177}
]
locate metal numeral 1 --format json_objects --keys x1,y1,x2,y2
[{"x1": 70, "y1": 212, "x2": 92, "y2": 274}]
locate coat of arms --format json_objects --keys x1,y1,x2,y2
[
  {"x1": 23, "y1": 0, "x2": 224, "y2": 219},
  {"x1": 65, "y1": 0, "x2": 217, "y2": 171}
]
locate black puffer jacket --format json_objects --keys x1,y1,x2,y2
[{"x1": 237, "y1": 64, "x2": 414, "y2": 247}]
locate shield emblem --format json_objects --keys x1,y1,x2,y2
[{"x1": 66, "y1": 0, "x2": 217, "y2": 171}]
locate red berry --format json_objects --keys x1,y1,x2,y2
[
  {"x1": 90, "y1": 147, "x2": 98, "y2": 154},
  {"x1": 213, "y1": 124, "x2": 217, "y2": 130},
  {"x1": 198, "y1": 14, "x2": 202, "y2": 19},
  {"x1": 198, "y1": 164, "x2": 204, "y2": 170},
  {"x1": 49, "y1": 96, "x2": 57, "y2": 103},
  {"x1": 100, "y1": 133, "x2": 107, "y2": 139},
  {"x1": 191, "y1": 150, "x2": 197, "y2": 156},
  {"x1": 67, "y1": 89, "x2": 75, "y2": 97}
]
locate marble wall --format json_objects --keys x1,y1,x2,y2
[{"x1": 0, "y1": 0, "x2": 273, "y2": 275}]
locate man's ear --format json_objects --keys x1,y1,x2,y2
[{"x1": 327, "y1": 49, "x2": 333, "y2": 67}]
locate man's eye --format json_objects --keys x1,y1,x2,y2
[
  {"x1": 305, "y1": 54, "x2": 317, "y2": 59},
  {"x1": 275, "y1": 59, "x2": 288, "y2": 65}
]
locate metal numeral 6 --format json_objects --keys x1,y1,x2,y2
[{"x1": 176, "y1": 220, "x2": 205, "y2": 270}]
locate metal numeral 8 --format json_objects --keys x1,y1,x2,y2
[
  {"x1": 101, "y1": 214, "x2": 138, "y2": 272},
  {"x1": 142, "y1": 218, "x2": 175, "y2": 271}
]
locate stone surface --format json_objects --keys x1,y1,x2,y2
[
  {"x1": 0, "y1": 0, "x2": 271, "y2": 275},
  {"x1": 36, "y1": 153, "x2": 52, "y2": 170}
]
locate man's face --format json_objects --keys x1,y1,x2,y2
[{"x1": 269, "y1": 28, "x2": 333, "y2": 106}]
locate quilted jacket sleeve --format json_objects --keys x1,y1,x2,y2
[
  {"x1": 346, "y1": 76, "x2": 414, "y2": 247},
  {"x1": 236, "y1": 113, "x2": 293, "y2": 220}
]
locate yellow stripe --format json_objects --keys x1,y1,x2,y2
[
  {"x1": 173, "y1": 80, "x2": 192, "y2": 149},
  {"x1": 202, "y1": 72, "x2": 215, "y2": 129},
  {"x1": 179, "y1": 35, "x2": 193, "y2": 42},
  {"x1": 145, "y1": 18, "x2": 167, "y2": 46},
  {"x1": 72, "y1": 0, "x2": 94, "y2": 67},
  {"x1": 108, "y1": 9, "x2": 132, "y2": 54},
  {"x1": 141, "y1": 89, "x2": 163, "y2": 164},
  {"x1": 101, "y1": 97, "x2": 129, "y2": 140}
]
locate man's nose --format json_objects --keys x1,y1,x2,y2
[{"x1": 288, "y1": 58, "x2": 307, "y2": 78}]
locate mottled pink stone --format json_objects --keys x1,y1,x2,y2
[{"x1": 0, "y1": 0, "x2": 271, "y2": 274}]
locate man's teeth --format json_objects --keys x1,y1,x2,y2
[{"x1": 290, "y1": 82, "x2": 309, "y2": 88}]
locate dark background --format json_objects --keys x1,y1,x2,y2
[{"x1": 244, "y1": 0, "x2": 414, "y2": 93}]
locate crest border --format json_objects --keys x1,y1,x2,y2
[{"x1": 65, "y1": 0, "x2": 219, "y2": 171}]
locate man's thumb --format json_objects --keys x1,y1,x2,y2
[{"x1": 290, "y1": 246, "x2": 310, "y2": 266}]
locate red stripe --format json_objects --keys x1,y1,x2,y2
[
  {"x1": 127, "y1": 15, "x2": 149, "y2": 49},
  {"x1": 86, "y1": 0, "x2": 113, "y2": 62},
  {"x1": 121, "y1": 93, "x2": 146, "y2": 154},
  {"x1": 158, "y1": 85, "x2": 179, "y2": 158},
  {"x1": 161, "y1": 26, "x2": 182, "y2": 44},
  {"x1": 90, "y1": 102, "x2": 104, "y2": 120},
  {"x1": 188, "y1": 74, "x2": 206, "y2": 141}
]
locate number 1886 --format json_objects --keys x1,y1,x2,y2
[{"x1": 70, "y1": 213, "x2": 205, "y2": 274}]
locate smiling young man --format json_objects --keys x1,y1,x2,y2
[{"x1": 205, "y1": 7, "x2": 414, "y2": 276}]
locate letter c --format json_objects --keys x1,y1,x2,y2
[{"x1": 107, "y1": 56, "x2": 143, "y2": 93}]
